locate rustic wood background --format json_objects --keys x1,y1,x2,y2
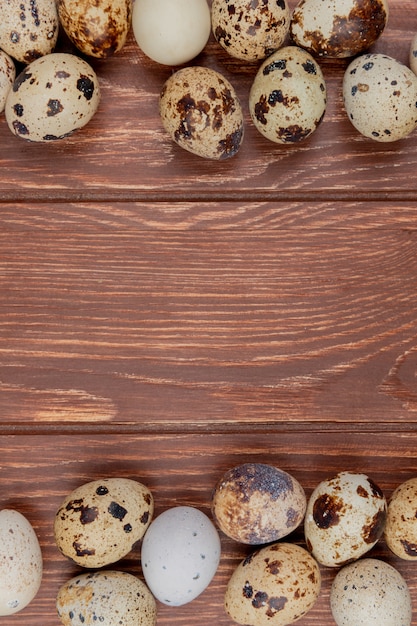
[{"x1": 1, "y1": 0, "x2": 417, "y2": 624}]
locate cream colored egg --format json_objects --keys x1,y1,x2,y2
[
  {"x1": 160, "y1": 65, "x2": 244, "y2": 160},
  {"x1": 0, "y1": 50, "x2": 15, "y2": 113},
  {"x1": 225, "y1": 542, "x2": 321, "y2": 626},
  {"x1": 54, "y1": 478, "x2": 153, "y2": 568},
  {"x1": 0, "y1": 510, "x2": 43, "y2": 616},
  {"x1": 343, "y1": 53, "x2": 417, "y2": 142},
  {"x1": 57, "y1": 570, "x2": 157, "y2": 626},
  {"x1": 57, "y1": 0, "x2": 132, "y2": 58},
  {"x1": 132, "y1": 0, "x2": 211, "y2": 66},
  {"x1": 385, "y1": 477, "x2": 417, "y2": 560},
  {"x1": 409, "y1": 33, "x2": 417, "y2": 75},
  {"x1": 290, "y1": 0, "x2": 389, "y2": 58},
  {"x1": 211, "y1": 0, "x2": 290, "y2": 62},
  {"x1": 0, "y1": 0, "x2": 58, "y2": 63},
  {"x1": 304, "y1": 471, "x2": 386, "y2": 567},
  {"x1": 249, "y1": 46, "x2": 326, "y2": 144},
  {"x1": 5, "y1": 53, "x2": 100, "y2": 143},
  {"x1": 330, "y1": 558, "x2": 412, "y2": 626}
]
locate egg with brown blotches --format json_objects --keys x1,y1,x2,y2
[
  {"x1": 0, "y1": 50, "x2": 15, "y2": 113},
  {"x1": 385, "y1": 476, "x2": 417, "y2": 560}
]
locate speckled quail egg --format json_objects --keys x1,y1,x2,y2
[
  {"x1": 290, "y1": 0, "x2": 389, "y2": 58},
  {"x1": 211, "y1": 463, "x2": 306, "y2": 545},
  {"x1": 409, "y1": 33, "x2": 417, "y2": 75},
  {"x1": 224, "y1": 542, "x2": 321, "y2": 626},
  {"x1": 0, "y1": 50, "x2": 15, "y2": 113},
  {"x1": 385, "y1": 476, "x2": 417, "y2": 560},
  {"x1": 249, "y1": 46, "x2": 326, "y2": 144},
  {"x1": 141, "y1": 506, "x2": 221, "y2": 606},
  {"x1": 211, "y1": 0, "x2": 290, "y2": 62},
  {"x1": 56, "y1": 570, "x2": 157, "y2": 626},
  {"x1": 343, "y1": 53, "x2": 417, "y2": 142},
  {"x1": 0, "y1": 0, "x2": 58, "y2": 64},
  {"x1": 0, "y1": 509, "x2": 43, "y2": 616},
  {"x1": 159, "y1": 65, "x2": 244, "y2": 159},
  {"x1": 54, "y1": 477, "x2": 153, "y2": 568},
  {"x1": 132, "y1": 0, "x2": 211, "y2": 66},
  {"x1": 5, "y1": 53, "x2": 100, "y2": 143},
  {"x1": 330, "y1": 558, "x2": 412, "y2": 626},
  {"x1": 304, "y1": 471, "x2": 387, "y2": 567}
]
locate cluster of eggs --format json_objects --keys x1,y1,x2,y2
[{"x1": 2, "y1": 466, "x2": 417, "y2": 625}]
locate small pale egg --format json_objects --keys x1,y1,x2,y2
[
  {"x1": 132, "y1": 0, "x2": 211, "y2": 66},
  {"x1": 159, "y1": 65, "x2": 244, "y2": 160},
  {"x1": 343, "y1": 53, "x2": 417, "y2": 142},
  {"x1": 0, "y1": 509, "x2": 43, "y2": 616},
  {"x1": 409, "y1": 33, "x2": 417, "y2": 75},
  {"x1": 0, "y1": 50, "x2": 15, "y2": 113},
  {"x1": 224, "y1": 542, "x2": 321, "y2": 626},
  {"x1": 211, "y1": 463, "x2": 306, "y2": 544},
  {"x1": 330, "y1": 558, "x2": 412, "y2": 626},
  {"x1": 5, "y1": 53, "x2": 100, "y2": 143},
  {"x1": 56, "y1": 570, "x2": 157, "y2": 626},
  {"x1": 141, "y1": 506, "x2": 221, "y2": 606},
  {"x1": 249, "y1": 46, "x2": 327, "y2": 144},
  {"x1": 385, "y1": 476, "x2": 417, "y2": 560},
  {"x1": 0, "y1": 0, "x2": 59, "y2": 64},
  {"x1": 211, "y1": 0, "x2": 290, "y2": 62},
  {"x1": 57, "y1": 0, "x2": 132, "y2": 58},
  {"x1": 304, "y1": 471, "x2": 387, "y2": 567},
  {"x1": 290, "y1": 0, "x2": 389, "y2": 58},
  {"x1": 54, "y1": 477, "x2": 153, "y2": 568}
]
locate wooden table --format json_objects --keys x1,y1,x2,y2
[{"x1": 1, "y1": 1, "x2": 417, "y2": 623}]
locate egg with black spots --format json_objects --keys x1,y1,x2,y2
[
  {"x1": 410, "y1": 33, "x2": 417, "y2": 75},
  {"x1": 385, "y1": 476, "x2": 417, "y2": 560}
]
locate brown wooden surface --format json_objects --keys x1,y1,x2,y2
[{"x1": 1, "y1": 1, "x2": 417, "y2": 624}]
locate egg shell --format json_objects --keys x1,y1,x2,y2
[
  {"x1": 159, "y1": 65, "x2": 244, "y2": 160},
  {"x1": 343, "y1": 53, "x2": 417, "y2": 142},
  {"x1": 249, "y1": 46, "x2": 326, "y2": 144},
  {"x1": 0, "y1": 50, "x2": 15, "y2": 113},
  {"x1": 330, "y1": 558, "x2": 412, "y2": 626},
  {"x1": 385, "y1": 476, "x2": 417, "y2": 560},
  {"x1": 141, "y1": 505, "x2": 221, "y2": 606},
  {"x1": 211, "y1": 0, "x2": 290, "y2": 62},
  {"x1": 56, "y1": 570, "x2": 157, "y2": 626},
  {"x1": 0, "y1": 0, "x2": 59, "y2": 64},
  {"x1": 5, "y1": 53, "x2": 100, "y2": 143},
  {"x1": 132, "y1": 0, "x2": 211, "y2": 66},
  {"x1": 409, "y1": 33, "x2": 417, "y2": 76},
  {"x1": 0, "y1": 509, "x2": 43, "y2": 616},
  {"x1": 57, "y1": 0, "x2": 132, "y2": 58},
  {"x1": 304, "y1": 471, "x2": 387, "y2": 567},
  {"x1": 224, "y1": 542, "x2": 321, "y2": 626},
  {"x1": 54, "y1": 477, "x2": 154, "y2": 568},
  {"x1": 290, "y1": 0, "x2": 389, "y2": 58},
  {"x1": 211, "y1": 463, "x2": 306, "y2": 545}
]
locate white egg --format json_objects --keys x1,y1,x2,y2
[
  {"x1": 141, "y1": 506, "x2": 221, "y2": 606},
  {"x1": 132, "y1": 0, "x2": 211, "y2": 65},
  {"x1": 0, "y1": 510, "x2": 43, "y2": 616}
]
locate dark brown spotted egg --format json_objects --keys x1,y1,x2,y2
[
  {"x1": 5, "y1": 53, "x2": 100, "y2": 142},
  {"x1": 212, "y1": 463, "x2": 306, "y2": 544},
  {"x1": 249, "y1": 46, "x2": 326, "y2": 144},
  {"x1": 211, "y1": 0, "x2": 290, "y2": 62},
  {"x1": 410, "y1": 33, "x2": 417, "y2": 75},
  {"x1": 225, "y1": 542, "x2": 321, "y2": 626},
  {"x1": 0, "y1": 51, "x2": 15, "y2": 114},
  {"x1": 54, "y1": 478, "x2": 154, "y2": 568},
  {"x1": 159, "y1": 66, "x2": 244, "y2": 160},
  {"x1": 290, "y1": 0, "x2": 389, "y2": 58},
  {"x1": 304, "y1": 471, "x2": 387, "y2": 568},
  {"x1": 384, "y1": 477, "x2": 417, "y2": 560}
]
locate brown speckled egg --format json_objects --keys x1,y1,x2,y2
[
  {"x1": 0, "y1": 51, "x2": 15, "y2": 114},
  {"x1": 159, "y1": 66, "x2": 244, "y2": 160},
  {"x1": 225, "y1": 542, "x2": 321, "y2": 626},
  {"x1": 0, "y1": 0, "x2": 58, "y2": 64},
  {"x1": 54, "y1": 478, "x2": 154, "y2": 568},
  {"x1": 212, "y1": 463, "x2": 306, "y2": 545},
  {"x1": 5, "y1": 53, "x2": 100, "y2": 143},
  {"x1": 211, "y1": 0, "x2": 290, "y2": 62},
  {"x1": 56, "y1": 570, "x2": 157, "y2": 626},
  {"x1": 330, "y1": 558, "x2": 412, "y2": 626},
  {"x1": 290, "y1": 0, "x2": 388, "y2": 58},
  {"x1": 304, "y1": 471, "x2": 386, "y2": 567},
  {"x1": 385, "y1": 477, "x2": 417, "y2": 560},
  {"x1": 343, "y1": 53, "x2": 417, "y2": 142},
  {"x1": 249, "y1": 46, "x2": 326, "y2": 144},
  {"x1": 409, "y1": 33, "x2": 417, "y2": 76}
]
